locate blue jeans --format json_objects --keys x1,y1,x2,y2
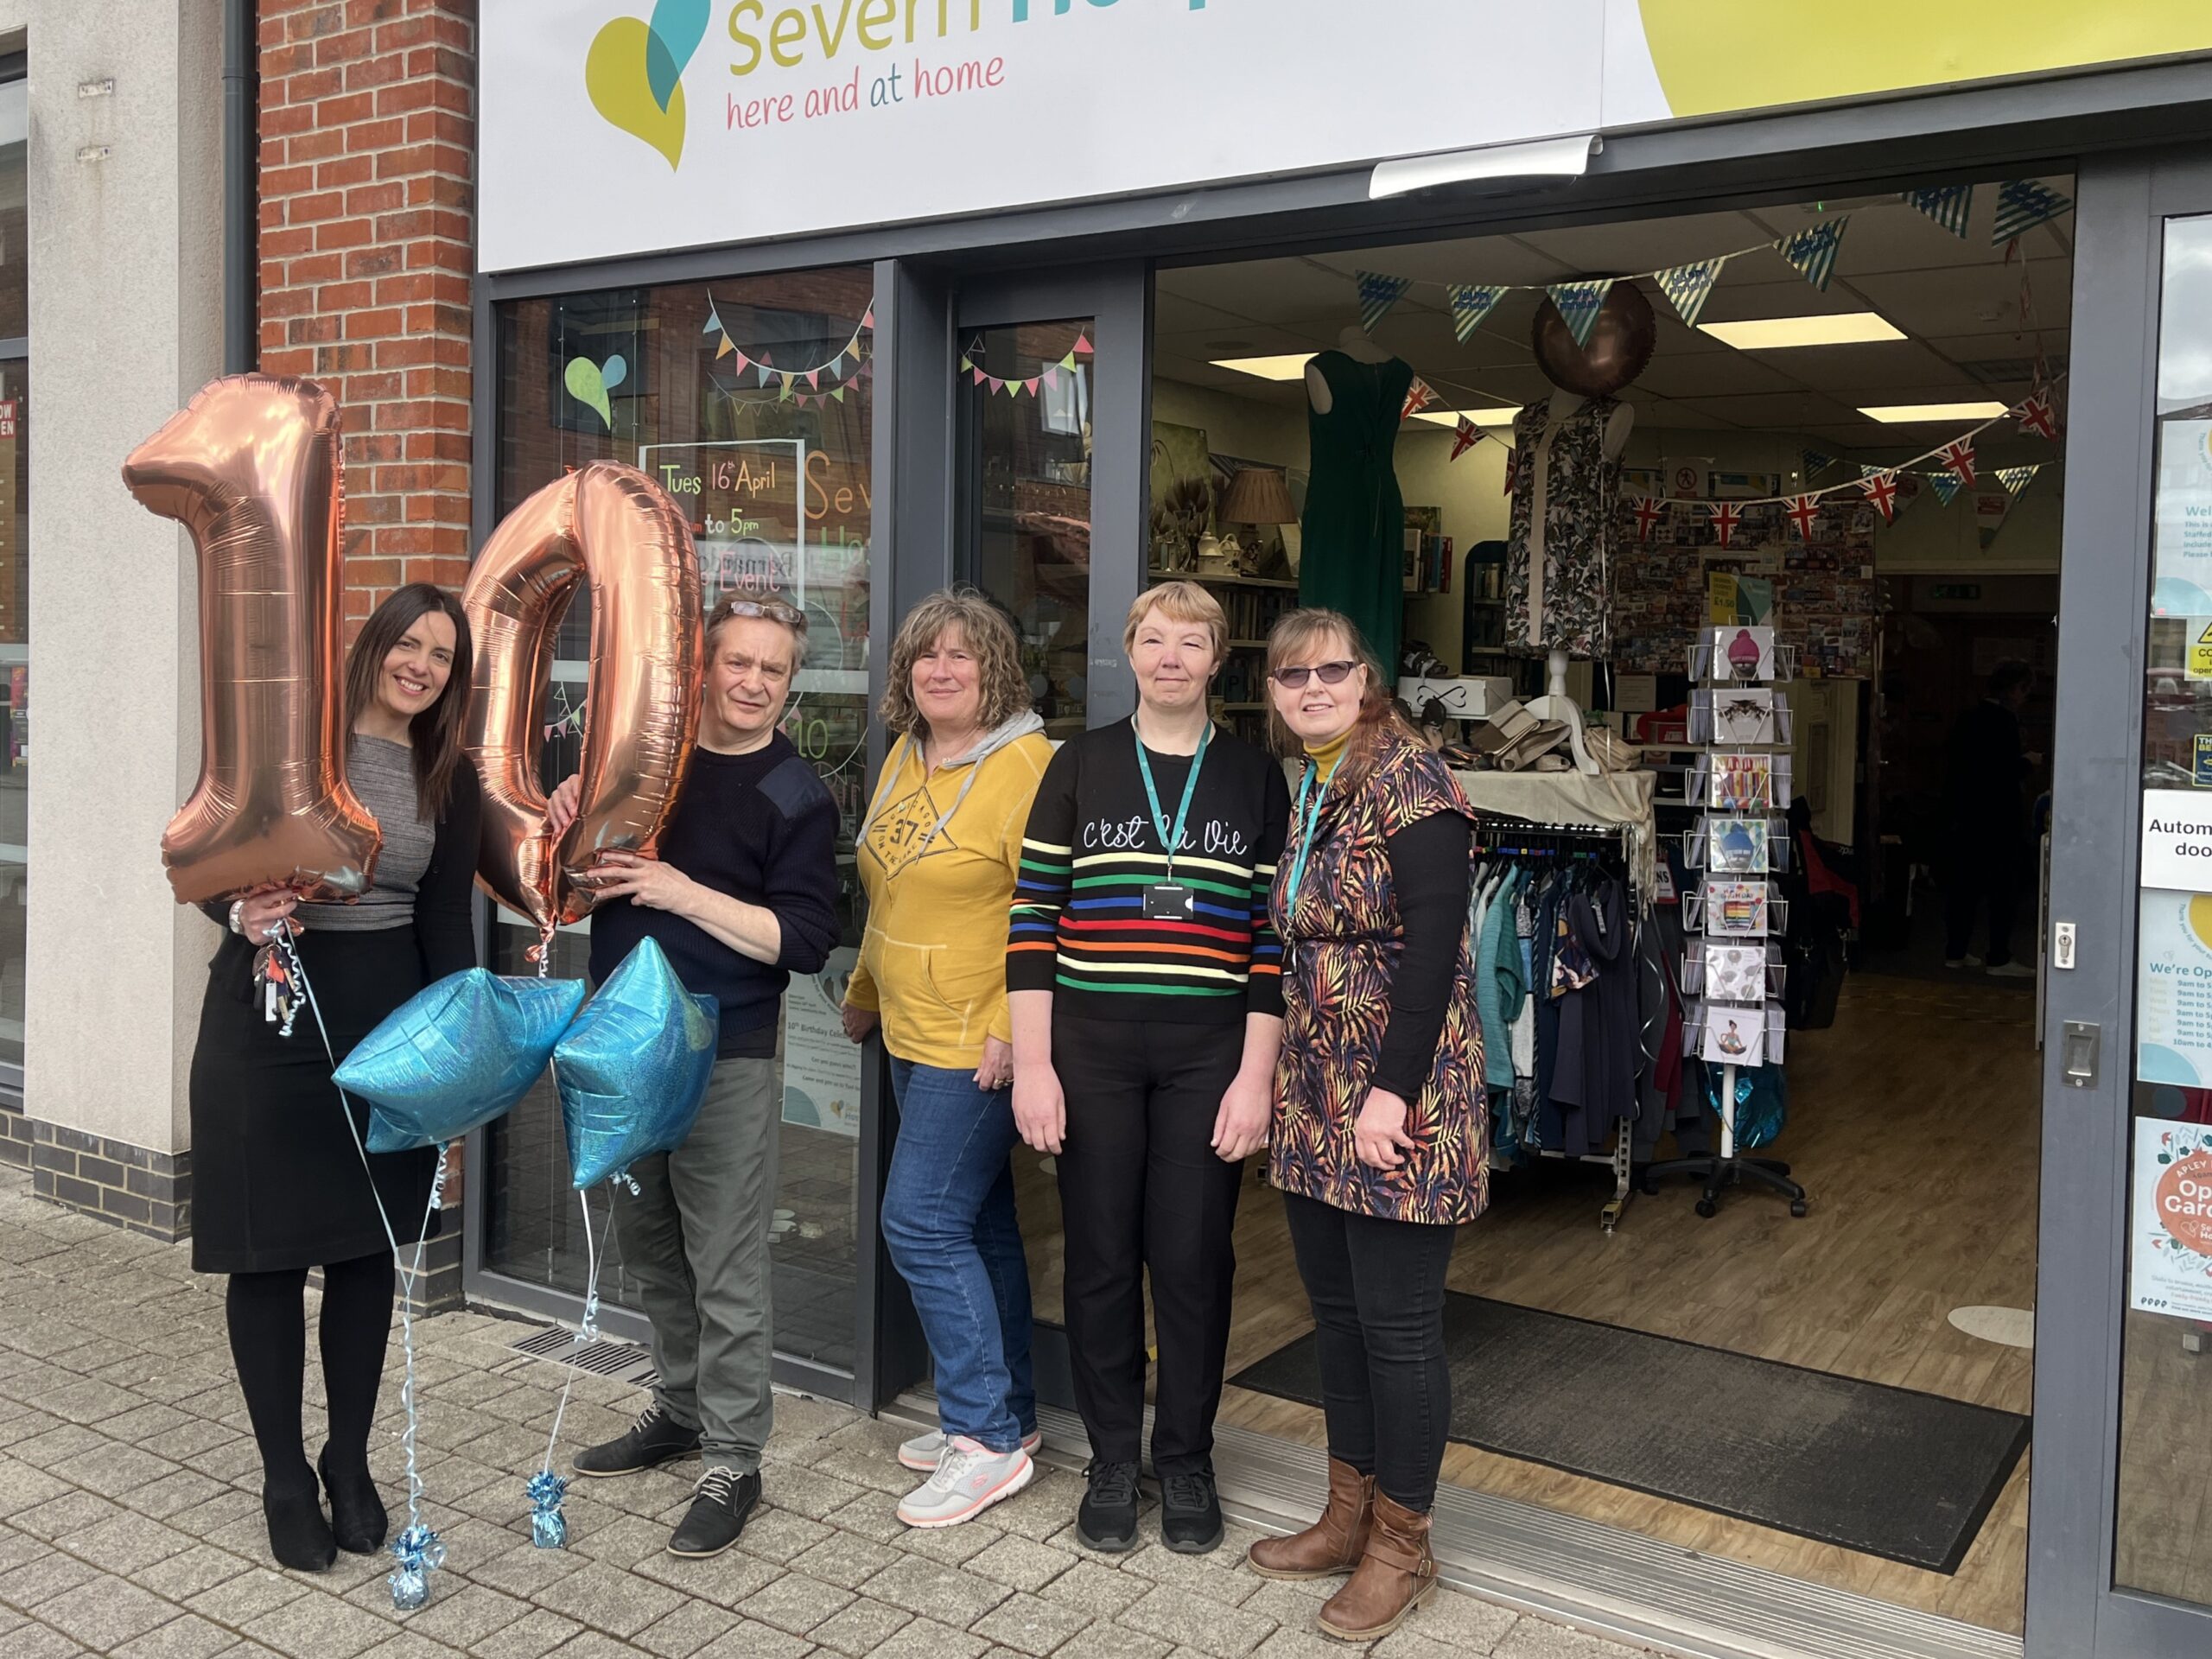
[{"x1": 882, "y1": 1058, "x2": 1036, "y2": 1453}]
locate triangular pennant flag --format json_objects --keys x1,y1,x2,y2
[
  {"x1": 987, "y1": 376, "x2": 1004, "y2": 394},
  {"x1": 1996, "y1": 464, "x2": 2041, "y2": 496},
  {"x1": 778, "y1": 377, "x2": 794, "y2": 404},
  {"x1": 1071, "y1": 334, "x2": 1095, "y2": 357},
  {"x1": 1632, "y1": 496, "x2": 1666, "y2": 543},
  {"x1": 1545, "y1": 279, "x2": 1613, "y2": 348},
  {"x1": 1024, "y1": 377, "x2": 1041, "y2": 396},
  {"x1": 757, "y1": 364, "x2": 776, "y2": 387},
  {"x1": 804, "y1": 370, "x2": 820, "y2": 390},
  {"x1": 1446, "y1": 283, "x2": 1508, "y2": 343},
  {"x1": 1503, "y1": 448, "x2": 1521, "y2": 498},
  {"x1": 827, "y1": 354, "x2": 844, "y2": 378},
  {"x1": 1859, "y1": 468, "x2": 1901, "y2": 522},
  {"x1": 831, "y1": 386, "x2": 846, "y2": 403},
  {"x1": 969, "y1": 365, "x2": 986, "y2": 385},
  {"x1": 1993, "y1": 181, "x2": 2073, "y2": 245},
  {"x1": 702, "y1": 303, "x2": 723, "y2": 336},
  {"x1": 1357, "y1": 271, "x2": 1414, "y2": 333},
  {"x1": 1976, "y1": 489, "x2": 2013, "y2": 548},
  {"x1": 1451, "y1": 416, "x2": 1480, "y2": 461},
  {"x1": 1859, "y1": 462, "x2": 1886, "y2": 479},
  {"x1": 1655, "y1": 257, "x2": 1726, "y2": 327},
  {"x1": 1706, "y1": 500, "x2": 1742, "y2": 549},
  {"x1": 1042, "y1": 365, "x2": 1060, "y2": 391},
  {"x1": 1058, "y1": 351, "x2": 1077, "y2": 372},
  {"x1": 1937, "y1": 437, "x2": 1977, "y2": 488},
  {"x1": 1928, "y1": 471, "x2": 1964, "y2": 507},
  {"x1": 1773, "y1": 217, "x2": 1850, "y2": 291},
  {"x1": 1802, "y1": 449, "x2": 1834, "y2": 479},
  {"x1": 1903, "y1": 185, "x2": 1974, "y2": 239},
  {"x1": 1401, "y1": 378, "x2": 1435, "y2": 423},
  {"x1": 719, "y1": 336, "x2": 739, "y2": 360},
  {"x1": 861, "y1": 304, "x2": 874, "y2": 330},
  {"x1": 2015, "y1": 391, "x2": 2060, "y2": 442},
  {"x1": 1785, "y1": 494, "x2": 1821, "y2": 541}
]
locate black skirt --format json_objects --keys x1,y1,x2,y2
[{"x1": 190, "y1": 925, "x2": 440, "y2": 1274}]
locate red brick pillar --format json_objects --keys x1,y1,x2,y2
[{"x1": 257, "y1": 0, "x2": 476, "y2": 634}]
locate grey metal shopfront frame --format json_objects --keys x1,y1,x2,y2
[{"x1": 459, "y1": 61, "x2": 2212, "y2": 1656}]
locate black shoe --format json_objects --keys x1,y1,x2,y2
[
  {"x1": 1077, "y1": 1459, "x2": 1141, "y2": 1553},
  {"x1": 1160, "y1": 1468, "x2": 1224, "y2": 1554},
  {"x1": 572, "y1": 1402, "x2": 702, "y2": 1478},
  {"x1": 667, "y1": 1466, "x2": 760, "y2": 1559},
  {"x1": 262, "y1": 1478, "x2": 337, "y2": 1573},
  {"x1": 317, "y1": 1446, "x2": 388, "y2": 1554}
]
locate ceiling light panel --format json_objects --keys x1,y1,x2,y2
[
  {"x1": 1856, "y1": 400, "x2": 2009, "y2": 423},
  {"x1": 1700, "y1": 313, "x2": 1905, "y2": 349},
  {"x1": 1211, "y1": 353, "x2": 1315, "y2": 381},
  {"x1": 1412, "y1": 407, "x2": 1521, "y2": 428}
]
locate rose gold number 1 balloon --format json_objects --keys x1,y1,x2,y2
[
  {"x1": 465, "y1": 461, "x2": 702, "y2": 941},
  {"x1": 122, "y1": 375, "x2": 381, "y2": 905}
]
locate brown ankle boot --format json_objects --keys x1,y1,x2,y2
[
  {"x1": 1317, "y1": 1490, "x2": 1436, "y2": 1642},
  {"x1": 1246, "y1": 1459, "x2": 1373, "y2": 1580}
]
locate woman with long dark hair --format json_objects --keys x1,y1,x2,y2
[{"x1": 190, "y1": 582, "x2": 481, "y2": 1573}]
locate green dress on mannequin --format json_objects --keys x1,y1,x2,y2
[{"x1": 1299, "y1": 348, "x2": 1414, "y2": 677}]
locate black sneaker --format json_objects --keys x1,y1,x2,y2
[
  {"x1": 667, "y1": 1466, "x2": 760, "y2": 1558},
  {"x1": 1077, "y1": 1458, "x2": 1141, "y2": 1553},
  {"x1": 1160, "y1": 1468, "x2": 1223, "y2": 1554},
  {"x1": 572, "y1": 1402, "x2": 702, "y2": 1478}
]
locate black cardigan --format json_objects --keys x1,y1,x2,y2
[{"x1": 201, "y1": 759, "x2": 484, "y2": 992}]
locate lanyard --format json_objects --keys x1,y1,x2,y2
[
  {"x1": 1287, "y1": 760, "x2": 1334, "y2": 904},
  {"x1": 1133, "y1": 719, "x2": 1211, "y2": 881}
]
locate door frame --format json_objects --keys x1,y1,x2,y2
[{"x1": 2028, "y1": 145, "x2": 2212, "y2": 1659}]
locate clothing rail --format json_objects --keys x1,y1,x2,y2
[{"x1": 1470, "y1": 811, "x2": 1641, "y2": 1232}]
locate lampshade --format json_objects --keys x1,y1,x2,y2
[{"x1": 1218, "y1": 466, "x2": 1296, "y2": 526}]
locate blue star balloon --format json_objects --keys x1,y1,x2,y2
[
  {"x1": 554, "y1": 938, "x2": 718, "y2": 1189},
  {"x1": 336, "y1": 969, "x2": 588, "y2": 1153}
]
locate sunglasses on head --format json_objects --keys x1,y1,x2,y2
[{"x1": 1270, "y1": 659, "x2": 1361, "y2": 689}]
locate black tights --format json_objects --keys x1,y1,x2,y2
[{"x1": 226, "y1": 1251, "x2": 396, "y2": 1495}]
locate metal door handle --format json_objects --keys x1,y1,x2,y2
[{"x1": 2061, "y1": 1020, "x2": 2100, "y2": 1089}]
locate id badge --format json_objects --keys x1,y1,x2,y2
[{"x1": 1143, "y1": 882, "x2": 1194, "y2": 920}]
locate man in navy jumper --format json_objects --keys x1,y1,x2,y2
[{"x1": 550, "y1": 594, "x2": 839, "y2": 1558}]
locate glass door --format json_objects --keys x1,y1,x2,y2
[
  {"x1": 2030, "y1": 149, "x2": 2212, "y2": 1659},
  {"x1": 947, "y1": 266, "x2": 1149, "y2": 1407}
]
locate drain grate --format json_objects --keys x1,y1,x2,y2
[{"x1": 511, "y1": 1326, "x2": 658, "y2": 1389}]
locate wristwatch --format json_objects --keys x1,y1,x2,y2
[{"x1": 227, "y1": 899, "x2": 246, "y2": 936}]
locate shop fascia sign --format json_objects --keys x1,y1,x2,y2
[{"x1": 479, "y1": 1, "x2": 2212, "y2": 272}]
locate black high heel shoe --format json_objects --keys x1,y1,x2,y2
[
  {"x1": 263, "y1": 1476, "x2": 337, "y2": 1573},
  {"x1": 318, "y1": 1446, "x2": 389, "y2": 1554}
]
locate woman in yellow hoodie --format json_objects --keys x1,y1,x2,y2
[{"x1": 842, "y1": 587, "x2": 1053, "y2": 1528}]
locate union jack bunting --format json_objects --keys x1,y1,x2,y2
[
  {"x1": 1451, "y1": 416, "x2": 1481, "y2": 461},
  {"x1": 1503, "y1": 448, "x2": 1520, "y2": 497},
  {"x1": 1992, "y1": 181, "x2": 2073, "y2": 247},
  {"x1": 1785, "y1": 495, "x2": 1821, "y2": 541},
  {"x1": 1401, "y1": 378, "x2": 1436, "y2": 423},
  {"x1": 1859, "y1": 469, "x2": 1901, "y2": 522},
  {"x1": 1903, "y1": 185, "x2": 1974, "y2": 239},
  {"x1": 1632, "y1": 496, "x2": 1666, "y2": 542},
  {"x1": 1546, "y1": 279, "x2": 1614, "y2": 348},
  {"x1": 1357, "y1": 271, "x2": 1413, "y2": 333},
  {"x1": 1706, "y1": 500, "x2": 1742, "y2": 549},
  {"x1": 1446, "y1": 283, "x2": 1508, "y2": 343},
  {"x1": 2015, "y1": 392, "x2": 2059, "y2": 442},
  {"x1": 1773, "y1": 217, "x2": 1850, "y2": 292},
  {"x1": 1937, "y1": 437, "x2": 1977, "y2": 489}
]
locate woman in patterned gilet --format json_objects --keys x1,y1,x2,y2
[{"x1": 1246, "y1": 608, "x2": 1484, "y2": 1643}]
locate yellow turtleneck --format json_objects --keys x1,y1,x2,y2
[{"x1": 1306, "y1": 729, "x2": 1351, "y2": 782}]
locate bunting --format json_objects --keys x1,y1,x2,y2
[
  {"x1": 1903, "y1": 185, "x2": 1974, "y2": 239},
  {"x1": 1503, "y1": 448, "x2": 1520, "y2": 498},
  {"x1": 957, "y1": 331, "x2": 1093, "y2": 397},
  {"x1": 1446, "y1": 283, "x2": 1508, "y2": 343},
  {"x1": 1632, "y1": 496, "x2": 1666, "y2": 542},
  {"x1": 1993, "y1": 181, "x2": 2073, "y2": 246},
  {"x1": 1401, "y1": 378, "x2": 1436, "y2": 423},
  {"x1": 1784, "y1": 494, "x2": 1821, "y2": 541},
  {"x1": 1928, "y1": 472, "x2": 1964, "y2": 507},
  {"x1": 1655, "y1": 257, "x2": 1726, "y2": 327},
  {"x1": 1450, "y1": 416, "x2": 1481, "y2": 461},
  {"x1": 1859, "y1": 463, "x2": 1887, "y2": 479},
  {"x1": 2015, "y1": 391, "x2": 2059, "y2": 442},
  {"x1": 1976, "y1": 490, "x2": 2014, "y2": 548},
  {"x1": 704, "y1": 296, "x2": 873, "y2": 394},
  {"x1": 1357, "y1": 271, "x2": 1414, "y2": 332},
  {"x1": 1996, "y1": 463, "x2": 2042, "y2": 496},
  {"x1": 1773, "y1": 217, "x2": 1850, "y2": 292},
  {"x1": 1859, "y1": 469, "x2": 1901, "y2": 522},
  {"x1": 1802, "y1": 449, "x2": 1836, "y2": 480},
  {"x1": 1937, "y1": 437, "x2": 1978, "y2": 488},
  {"x1": 1707, "y1": 500, "x2": 1742, "y2": 549},
  {"x1": 1546, "y1": 279, "x2": 1614, "y2": 348}
]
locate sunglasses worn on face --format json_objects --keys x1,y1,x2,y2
[{"x1": 1271, "y1": 659, "x2": 1360, "y2": 689}]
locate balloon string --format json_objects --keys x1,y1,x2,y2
[
  {"x1": 394, "y1": 1148, "x2": 448, "y2": 1541},
  {"x1": 538, "y1": 1184, "x2": 608, "y2": 1478}
]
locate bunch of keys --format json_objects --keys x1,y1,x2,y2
[{"x1": 252, "y1": 928, "x2": 299, "y2": 1037}]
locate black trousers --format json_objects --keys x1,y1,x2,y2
[
  {"x1": 1052, "y1": 1014, "x2": 1245, "y2": 1478},
  {"x1": 1943, "y1": 821, "x2": 2021, "y2": 966},
  {"x1": 1282, "y1": 1190, "x2": 1458, "y2": 1511}
]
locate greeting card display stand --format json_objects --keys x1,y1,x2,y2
[{"x1": 1644, "y1": 625, "x2": 1809, "y2": 1221}]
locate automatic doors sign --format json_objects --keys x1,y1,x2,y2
[
  {"x1": 2134, "y1": 892, "x2": 2212, "y2": 1086},
  {"x1": 2129, "y1": 1119, "x2": 2212, "y2": 1321},
  {"x1": 2140, "y1": 789, "x2": 2212, "y2": 889}
]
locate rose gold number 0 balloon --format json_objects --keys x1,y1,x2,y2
[
  {"x1": 121, "y1": 375, "x2": 381, "y2": 905},
  {"x1": 465, "y1": 461, "x2": 703, "y2": 938}
]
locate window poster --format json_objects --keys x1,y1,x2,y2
[
  {"x1": 2152, "y1": 419, "x2": 2212, "y2": 616},
  {"x1": 2136, "y1": 889, "x2": 2212, "y2": 1086},
  {"x1": 2128, "y1": 1117, "x2": 2212, "y2": 1321},
  {"x1": 782, "y1": 946, "x2": 861, "y2": 1139}
]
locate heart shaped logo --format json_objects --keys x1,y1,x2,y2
[{"x1": 586, "y1": 2, "x2": 709, "y2": 170}]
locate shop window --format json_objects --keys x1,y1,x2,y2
[
  {"x1": 2121, "y1": 210, "x2": 2212, "y2": 1611},
  {"x1": 0, "y1": 66, "x2": 27, "y2": 1079},
  {"x1": 482, "y1": 269, "x2": 874, "y2": 1374}
]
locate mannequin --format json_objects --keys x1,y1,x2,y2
[
  {"x1": 1512, "y1": 390, "x2": 1635, "y2": 774},
  {"x1": 1299, "y1": 327, "x2": 1414, "y2": 677}
]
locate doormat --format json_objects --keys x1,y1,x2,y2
[{"x1": 1226, "y1": 1293, "x2": 2029, "y2": 1574}]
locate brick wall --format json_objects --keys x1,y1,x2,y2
[{"x1": 257, "y1": 0, "x2": 476, "y2": 632}]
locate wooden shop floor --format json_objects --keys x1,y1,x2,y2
[{"x1": 1014, "y1": 971, "x2": 2042, "y2": 1635}]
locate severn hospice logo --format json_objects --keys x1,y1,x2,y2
[{"x1": 586, "y1": 1, "x2": 710, "y2": 169}]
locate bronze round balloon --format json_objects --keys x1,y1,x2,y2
[{"x1": 1532, "y1": 280, "x2": 1656, "y2": 398}]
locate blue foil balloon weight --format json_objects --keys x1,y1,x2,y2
[
  {"x1": 555, "y1": 938, "x2": 718, "y2": 1189},
  {"x1": 527, "y1": 1470, "x2": 569, "y2": 1549},
  {"x1": 388, "y1": 1522, "x2": 445, "y2": 1611},
  {"x1": 337, "y1": 969, "x2": 588, "y2": 1152}
]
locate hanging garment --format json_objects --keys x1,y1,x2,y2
[
  {"x1": 1504, "y1": 397, "x2": 1624, "y2": 658},
  {"x1": 1532, "y1": 875, "x2": 1567, "y2": 1153},
  {"x1": 1477, "y1": 868, "x2": 1526, "y2": 1090},
  {"x1": 1299, "y1": 350, "x2": 1415, "y2": 676},
  {"x1": 1552, "y1": 878, "x2": 1640, "y2": 1158}
]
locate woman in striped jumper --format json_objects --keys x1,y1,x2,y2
[{"x1": 1006, "y1": 580, "x2": 1290, "y2": 1555}]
